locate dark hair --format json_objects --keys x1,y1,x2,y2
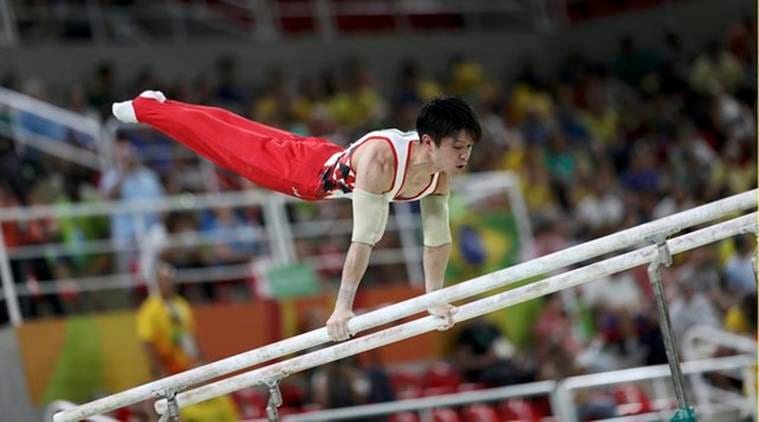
[{"x1": 416, "y1": 96, "x2": 481, "y2": 145}]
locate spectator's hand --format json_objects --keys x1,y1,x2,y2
[
  {"x1": 428, "y1": 304, "x2": 458, "y2": 330},
  {"x1": 327, "y1": 308, "x2": 355, "y2": 341}
]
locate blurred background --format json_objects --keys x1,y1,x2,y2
[{"x1": 0, "y1": 0, "x2": 756, "y2": 421}]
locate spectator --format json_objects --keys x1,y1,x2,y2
[
  {"x1": 723, "y1": 235, "x2": 757, "y2": 296},
  {"x1": 453, "y1": 316, "x2": 535, "y2": 387},
  {"x1": 669, "y1": 278, "x2": 720, "y2": 348},
  {"x1": 690, "y1": 41, "x2": 744, "y2": 95},
  {"x1": 200, "y1": 206, "x2": 263, "y2": 300},
  {"x1": 87, "y1": 62, "x2": 121, "y2": 119},
  {"x1": 311, "y1": 356, "x2": 369, "y2": 410},
  {"x1": 613, "y1": 35, "x2": 655, "y2": 87},
  {"x1": 100, "y1": 138, "x2": 165, "y2": 273},
  {"x1": 162, "y1": 211, "x2": 209, "y2": 301},
  {"x1": 201, "y1": 207, "x2": 262, "y2": 265},
  {"x1": 576, "y1": 163, "x2": 624, "y2": 235},
  {"x1": 16, "y1": 180, "x2": 66, "y2": 318},
  {"x1": 1, "y1": 182, "x2": 65, "y2": 319},
  {"x1": 136, "y1": 262, "x2": 200, "y2": 377},
  {"x1": 723, "y1": 293, "x2": 757, "y2": 336},
  {"x1": 214, "y1": 56, "x2": 248, "y2": 111},
  {"x1": 136, "y1": 261, "x2": 238, "y2": 421}
]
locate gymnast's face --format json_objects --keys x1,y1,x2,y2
[{"x1": 424, "y1": 131, "x2": 474, "y2": 174}]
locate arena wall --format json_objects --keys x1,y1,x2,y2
[{"x1": 0, "y1": 0, "x2": 752, "y2": 92}]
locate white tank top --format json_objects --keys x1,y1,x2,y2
[{"x1": 320, "y1": 129, "x2": 441, "y2": 202}]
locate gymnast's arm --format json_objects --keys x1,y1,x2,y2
[
  {"x1": 326, "y1": 140, "x2": 395, "y2": 341},
  {"x1": 421, "y1": 174, "x2": 456, "y2": 327}
]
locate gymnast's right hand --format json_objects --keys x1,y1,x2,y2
[{"x1": 327, "y1": 308, "x2": 355, "y2": 341}]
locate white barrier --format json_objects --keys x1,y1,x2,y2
[
  {"x1": 551, "y1": 354, "x2": 756, "y2": 422},
  {"x1": 285, "y1": 380, "x2": 557, "y2": 421},
  {"x1": 0, "y1": 86, "x2": 103, "y2": 170},
  {"x1": 286, "y1": 354, "x2": 755, "y2": 422},
  {"x1": 53, "y1": 189, "x2": 757, "y2": 421},
  {"x1": 681, "y1": 325, "x2": 758, "y2": 418}
]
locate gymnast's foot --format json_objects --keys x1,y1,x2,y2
[{"x1": 112, "y1": 90, "x2": 166, "y2": 123}]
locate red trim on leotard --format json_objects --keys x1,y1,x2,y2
[
  {"x1": 349, "y1": 136, "x2": 398, "y2": 194},
  {"x1": 395, "y1": 141, "x2": 435, "y2": 201}
]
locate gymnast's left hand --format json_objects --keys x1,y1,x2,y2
[
  {"x1": 428, "y1": 304, "x2": 458, "y2": 330},
  {"x1": 327, "y1": 308, "x2": 355, "y2": 341}
]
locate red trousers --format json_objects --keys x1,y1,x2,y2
[{"x1": 132, "y1": 97, "x2": 344, "y2": 200}]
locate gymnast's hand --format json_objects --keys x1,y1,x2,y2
[
  {"x1": 428, "y1": 304, "x2": 458, "y2": 330},
  {"x1": 327, "y1": 308, "x2": 355, "y2": 341}
]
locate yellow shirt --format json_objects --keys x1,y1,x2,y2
[
  {"x1": 136, "y1": 294, "x2": 197, "y2": 374},
  {"x1": 724, "y1": 306, "x2": 752, "y2": 334},
  {"x1": 580, "y1": 109, "x2": 618, "y2": 145},
  {"x1": 180, "y1": 395, "x2": 239, "y2": 422},
  {"x1": 137, "y1": 295, "x2": 240, "y2": 421}
]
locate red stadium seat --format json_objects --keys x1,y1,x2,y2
[
  {"x1": 613, "y1": 384, "x2": 653, "y2": 415},
  {"x1": 432, "y1": 408, "x2": 461, "y2": 422},
  {"x1": 114, "y1": 406, "x2": 132, "y2": 420},
  {"x1": 457, "y1": 382, "x2": 486, "y2": 392},
  {"x1": 422, "y1": 386, "x2": 458, "y2": 397},
  {"x1": 300, "y1": 403, "x2": 322, "y2": 413},
  {"x1": 423, "y1": 362, "x2": 461, "y2": 390},
  {"x1": 390, "y1": 411, "x2": 421, "y2": 422},
  {"x1": 462, "y1": 404, "x2": 500, "y2": 422},
  {"x1": 276, "y1": 0, "x2": 318, "y2": 35},
  {"x1": 280, "y1": 382, "x2": 306, "y2": 406},
  {"x1": 277, "y1": 406, "x2": 301, "y2": 416},
  {"x1": 391, "y1": 370, "x2": 424, "y2": 399},
  {"x1": 332, "y1": 0, "x2": 397, "y2": 33},
  {"x1": 231, "y1": 387, "x2": 267, "y2": 419},
  {"x1": 497, "y1": 398, "x2": 540, "y2": 421}
]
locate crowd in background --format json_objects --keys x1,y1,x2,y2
[{"x1": 0, "y1": 13, "x2": 756, "y2": 420}]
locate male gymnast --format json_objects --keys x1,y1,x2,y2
[{"x1": 113, "y1": 91, "x2": 481, "y2": 341}]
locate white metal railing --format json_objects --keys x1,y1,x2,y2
[
  {"x1": 52, "y1": 190, "x2": 757, "y2": 421},
  {"x1": 552, "y1": 354, "x2": 756, "y2": 422},
  {"x1": 0, "y1": 86, "x2": 104, "y2": 170},
  {"x1": 681, "y1": 325, "x2": 758, "y2": 418},
  {"x1": 285, "y1": 380, "x2": 556, "y2": 421},
  {"x1": 682, "y1": 325, "x2": 757, "y2": 358},
  {"x1": 285, "y1": 354, "x2": 755, "y2": 421},
  {"x1": 0, "y1": 172, "x2": 530, "y2": 326}
]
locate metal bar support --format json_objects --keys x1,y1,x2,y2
[
  {"x1": 265, "y1": 378, "x2": 283, "y2": 422},
  {"x1": 155, "y1": 387, "x2": 182, "y2": 422},
  {"x1": 645, "y1": 230, "x2": 695, "y2": 421}
]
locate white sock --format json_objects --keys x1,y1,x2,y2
[
  {"x1": 139, "y1": 90, "x2": 166, "y2": 103},
  {"x1": 112, "y1": 100, "x2": 137, "y2": 123},
  {"x1": 112, "y1": 90, "x2": 167, "y2": 123}
]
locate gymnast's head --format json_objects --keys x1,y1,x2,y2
[{"x1": 416, "y1": 97, "x2": 481, "y2": 174}]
